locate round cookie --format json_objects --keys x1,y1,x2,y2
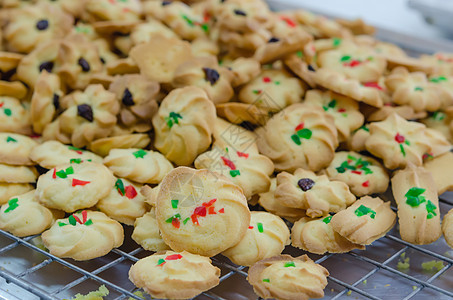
[
  {"x1": 443, "y1": 209, "x2": 453, "y2": 249},
  {"x1": 96, "y1": 178, "x2": 147, "y2": 226},
  {"x1": 0, "y1": 190, "x2": 64, "y2": 237},
  {"x1": 0, "y1": 164, "x2": 38, "y2": 183},
  {"x1": 132, "y1": 209, "x2": 170, "y2": 252},
  {"x1": 275, "y1": 168, "x2": 355, "y2": 217},
  {"x1": 155, "y1": 167, "x2": 250, "y2": 257},
  {"x1": 30, "y1": 140, "x2": 103, "y2": 169},
  {"x1": 324, "y1": 151, "x2": 389, "y2": 197},
  {"x1": 291, "y1": 216, "x2": 365, "y2": 254},
  {"x1": 42, "y1": 210, "x2": 124, "y2": 261},
  {"x1": 247, "y1": 254, "x2": 329, "y2": 300},
  {"x1": 129, "y1": 250, "x2": 220, "y2": 299},
  {"x1": 0, "y1": 133, "x2": 38, "y2": 165},
  {"x1": 152, "y1": 86, "x2": 216, "y2": 166},
  {"x1": 36, "y1": 162, "x2": 115, "y2": 212},
  {"x1": 103, "y1": 148, "x2": 174, "y2": 184},
  {"x1": 222, "y1": 211, "x2": 290, "y2": 266},
  {"x1": 0, "y1": 96, "x2": 31, "y2": 135},
  {"x1": 256, "y1": 103, "x2": 338, "y2": 172},
  {"x1": 0, "y1": 183, "x2": 34, "y2": 205}
]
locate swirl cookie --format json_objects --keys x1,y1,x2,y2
[
  {"x1": 0, "y1": 96, "x2": 31, "y2": 135},
  {"x1": 85, "y1": 0, "x2": 142, "y2": 21},
  {"x1": 330, "y1": 196, "x2": 396, "y2": 245},
  {"x1": 42, "y1": 210, "x2": 124, "y2": 261},
  {"x1": 0, "y1": 183, "x2": 33, "y2": 205},
  {"x1": 132, "y1": 209, "x2": 170, "y2": 252},
  {"x1": 58, "y1": 84, "x2": 120, "y2": 148},
  {"x1": 275, "y1": 168, "x2": 355, "y2": 217},
  {"x1": 194, "y1": 143, "x2": 274, "y2": 199},
  {"x1": 222, "y1": 211, "x2": 290, "y2": 266},
  {"x1": 216, "y1": 102, "x2": 275, "y2": 126},
  {"x1": 96, "y1": 178, "x2": 147, "y2": 226},
  {"x1": 30, "y1": 140, "x2": 103, "y2": 169},
  {"x1": 129, "y1": 250, "x2": 220, "y2": 299},
  {"x1": 238, "y1": 69, "x2": 305, "y2": 110},
  {"x1": 0, "y1": 164, "x2": 38, "y2": 183},
  {"x1": 0, "y1": 190, "x2": 64, "y2": 237},
  {"x1": 391, "y1": 164, "x2": 442, "y2": 245},
  {"x1": 212, "y1": 117, "x2": 259, "y2": 153},
  {"x1": 224, "y1": 57, "x2": 261, "y2": 87},
  {"x1": 155, "y1": 167, "x2": 250, "y2": 257},
  {"x1": 443, "y1": 209, "x2": 453, "y2": 249},
  {"x1": 304, "y1": 89, "x2": 364, "y2": 141},
  {"x1": 347, "y1": 125, "x2": 370, "y2": 152},
  {"x1": 103, "y1": 148, "x2": 174, "y2": 184},
  {"x1": 424, "y1": 152, "x2": 453, "y2": 194},
  {"x1": 36, "y1": 162, "x2": 115, "y2": 212},
  {"x1": 247, "y1": 254, "x2": 329, "y2": 300},
  {"x1": 324, "y1": 151, "x2": 389, "y2": 197},
  {"x1": 88, "y1": 134, "x2": 151, "y2": 157},
  {"x1": 256, "y1": 103, "x2": 338, "y2": 172},
  {"x1": 152, "y1": 86, "x2": 216, "y2": 166},
  {"x1": 0, "y1": 133, "x2": 38, "y2": 165},
  {"x1": 291, "y1": 216, "x2": 365, "y2": 254}
]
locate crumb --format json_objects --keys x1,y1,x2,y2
[
  {"x1": 70, "y1": 285, "x2": 109, "y2": 300},
  {"x1": 384, "y1": 284, "x2": 391, "y2": 287},
  {"x1": 362, "y1": 280, "x2": 367, "y2": 285},
  {"x1": 347, "y1": 290, "x2": 352, "y2": 296},
  {"x1": 397, "y1": 252, "x2": 410, "y2": 271},
  {"x1": 128, "y1": 291, "x2": 146, "y2": 300},
  {"x1": 413, "y1": 286, "x2": 417, "y2": 290},
  {"x1": 421, "y1": 260, "x2": 445, "y2": 272}
]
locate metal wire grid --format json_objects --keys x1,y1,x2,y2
[{"x1": 0, "y1": 195, "x2": 451, "y2": 300}]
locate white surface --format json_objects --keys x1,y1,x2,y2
[{"x1": 273, "y1": 0, "x2": 452, "y2": 42}]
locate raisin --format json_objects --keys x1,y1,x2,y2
[
  {"x1": 307, "y1": 64, "x2": 316, "y2": 72},
  {"x1": 39, "y1": 61, "x2": 54, "y2": 73},
  {"x1": 122, "y1": 88, "x2": 135, "y2": 106},
  {"x1": 297, "y1": 178, "x2": 315, "y2": 191},
  {"x1": 53, "y1": 94, "x2": 60, "y2": 110},
  {"x1": 77, "y1": 104, "x2": 93, "y2": 122},
  {"x1": 202, "y1": 68, "x2": 220, "y2": 85},
  {"x1": 78, "y1": 58, "x2": 90, "y2": 72},
  {"x1": 268, "y1": 37, "x2": 280, "y2": 43},
  {"x1": 234, "y1": 9, "x2": 247, "y2": 16},
  {"x1": 36, "y1": 20, "x2": 49, "y2": 30}
]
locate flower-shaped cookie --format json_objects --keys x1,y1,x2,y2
[
  {"x1": 129, "y1": 250, "x2": 220, "y2": 299},
  {"x1": 324, "y1": 151, "x2": 389, "y2": 197},
  {"x1": 222, "y1": 57, "x2": 261, "y2": 87},
  {"x1": 239, "y1": 69, "x2": 305, "y2": 110},
  {"x1": 194, "y1": 143, "x2": 274, "y2": 199},
  {"x1": 256, "y1": 103, "x2": 338, "y2": 172},
  {"x1": 0, "y1": 190, "x2": 64, "y2": 237},
  {"x1": 85, "y1": 0, "x2": 142, "y2": 21},
  {"x1": 155, "y1": 167, "x2": 250, "y2": 257},
  {"x1": 420, "y1": 52, "x2": 453, "y2": 76},
  {"x1": 58, "y1": 84, "x2": 119, "y2": 148},
  {"x1": 0, "y1": 133, "x2": 38, "y2": 165},
  {"x1": 132, "y1": 209, "x2": 170, "y2": 252},
  {"x1": 152, "y1": 86, "x2": 216, "y2": 166},
  {"x1": 42, "y1": 210, "x2": 124, "y2": 260},
  {"x1": 0, "y1": 183, "x2": 33, "y2": 205},
  {"x1": 247, "y1": 254, "x2": 329, "y2": 300},
  {"x1": 103, "y1": 148, "x2": 174, "y2": 184},
  {"x1": 291, "y1": 216, "x2": 365, "y2": 254},
  {"x1": 304, "y1": 89, "x2": 364, "y2": 141},
  {"x1": 222, "y1": 211, "x2": 290, "y2": 266},
  {"x1": 36, "y1": 162, "x2": 115, "y2": 212},
  {"x1": 275, "y1": 168, "x2": 355, "y2": 217},
  {"x1": 4, "y1": 3, "x2": 73, "y2": 53}
]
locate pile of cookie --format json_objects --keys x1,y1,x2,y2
[{"x1": 0, "y1": 0, "x2": 453, "y2": 299}]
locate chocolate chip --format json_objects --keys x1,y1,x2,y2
[
  {"x1": 78, "y1": 58, "x2": 90, "y2": 72},
  {"x1": 202, "y1": 67, "x2": 220, "y2": 85},
  {"x1": 77, "y1": 104, "x2": 93, "y2": 122},
  {"x1": 162, "y1": 1, "x2": 171, "y2": 5},
  {"x1": 39, "y1": 61, "x2": 54, "y2": 73},
  {"x1": 297, "y1": 178, "x2": 315, "y2": 191},
  {"x1": 36, "y1": 20, "x2": 49, "y2": 30},
  {"x1": 268, "y1": 37, "x2": 280, "y2": 43},
  {"x1": 307, "y1": 64, "x2": 316, "y2": 72},
  {"x1": 52, "y1": 94, "x2": 60, "y2": 110},
  {"x1": 234, "y1": 9, "x2": 247, "y2": 16},
  {"x1": 100, "y1": 57, "x2": 105, "y2": 64},
  {"x1": 122, "y1": 88, "x2": 134, "y2": 106}
]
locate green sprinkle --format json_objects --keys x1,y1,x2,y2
[
  {"x1": 426, "y1": 200, "x2": 437, "y2": 219},
  {"x1": 291, "y1": 134, "x2": 301, "y2": 145},
  {"x1": 171, "y1": 200, "x2": 179, "y2": 209},
  {"x1": 257, "y1": 222, "x2": 264, "y2": 233},
  {"x1": 3, "y1": 108, "x2": 11, "y2": 116},
  {"x1": 157, "y1": 258, "x2": 166, "y2": 266},
  {"x1": 70, "y1": 158, "x2": 82, "y2": 164},
  {"x1": 84, "y1": 219, "x2": 93, "y2": 226},
  {"x1": 429, "y1": 76, "x2": 447, "y2": 83},
  {"x1": 68, "y1": 146, "x2": 83, "y2": 152},
  {"x1": 183, "y1": 217, "x2": 190, "y2": 225},
  {"x1": 323, "y1": 106, "x2": 328, "y2": 111},
  {"x1": 336, "y1": 166, "x2": 346, "y2": 173},
  {"x1": 56, "y1": 170, "x2": 67, "y2": 179},
  {"x1": 296, "y1": 51, "x2": 303, "y2": 58},
  {"x1": 340, "y1": 55, "x2": 351, "y2": 62},
  {"x1": 399, "y1": 144, "x2": 406, "y2": 157},
  {"x1": 432, "y1": 111, "x2": 445, "y2": 121},
  {"x1": 347, "y1": 155, "x2": 356, "y2": 161},
  {"x1": 4, "y1": 198, "x2": 19, "y2": 213},
  {"x1": 262, "y1": 278, "x2": 270, "y2": 283},
  {"x1": 165, "y1": 214, "x2": 181, "y2": 223},
  {"x1": 230, "y1": 169, "x2": 241, "y2": 177},
  {"x1": 6, "y1": 136, "x2": 17, "y2": 143},
  {"x1": 201, "y1": 23, "x2": 209, "y2": 33},
  {"x1": 165, "y1": 112, "x2": 183, "y2": 128},
  {"x1": 328, "y1": 99, "x2": 336, "y2": 108},
  {"x1": 360, "y1": 125, "x2": 369, "y2": 132},
  {"x1": 414, "y1": 86, "x2": 424, "y2": 91},
  {"x1": 58, "y1": 222, "x2": 67, "y2": 227},
  {"x1": 322, "y1": 216, "x2": 332, "y2": 224},
  {"x1": 333, "y1": 38, "x2": 341, "y2": 47},
  {"x1": 133, "y1": 149, "x2": 147, "y2": 158},
  {"x1": 405, "y1": 187, "x2": 426, "y2": 198},
  {"x1": 182, "y1": 15, "x2": 195, "y2": 27},
  {"x1": 68, "y1": 215, "x2": 77, "y2": 226},
  {"x1": 354, "y1": 205, "x2": 376, "y2": 219},
  {"x1": 115, "y1": 179, "x2": 125, "y2": 195},
  {"x1": 284, "y1": 261, "x2": 295, "y2": 268},
  {"x1": 297, "y1": 128, "x2": 312, "y2": 139},
  {"x1": 65, "y1": 166, "x2": 74, "y2": 175}
]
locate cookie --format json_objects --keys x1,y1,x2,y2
[
  {"x1": 106, "y1": 57, "x2": 139, "y2": 76},
  {"x1": 41, "y1": 210, "x2": 124, "y2": 261},
  {"x1": 212, "y1": 117, "x2": 259, "y2": 153},
  {"x1": 247, "y1": 254, "x2": 329, "y2": 300},
  {"x1": 442, "y1": 209, "x2": 453, "y2": 249},
  {"x1": 0, "y1": 96, "x2": 31, "y2": 135},
  {"x1": 58, "y1": 84, "x2": 120, "y2": 148},
  {"x1": 130, "y1": 19, "x2": 179, "y2": 46},
  {"x1": 0, "y1": 133, "x2": 38, "y2": 165},
  {"x1": 155, "y1": 167, "x2": 250, "y2": 257},
  {"x1": 216, "y1": 102, "x2": 275, "y2": 126},
  {"x1": 275, "y1": 168, "x2": 355, "y2": 217},
  {"x1": 30, "y1": 140, "x2": 103, "y2": 169},
  {"x1": 423, "y1": 152, "x2": 453, "y2": 194},
  {"x1": 258, "y1": 178, "x2": 306, "y2": 222},
  {"x1": 346, "y1": 125, "x2": 370, "y2": 152},
  {"x1": 30, "y1": 71, "x2": 65, "y2": 134},
  {"x1": 0, "y1": 190, "x2": 64, "y2": 237},
  {"x1": 85, "y1": 0, "x2": 142, "y2": 21},
  {"x1": 36, "y1": 162, "x2": 115, "y2": 212},
  {"x1": 291, "y1": 216, "x2": 365, "y2": 254},
  {"x1": 132, "y1": 208, "x2": 170, "y2": 252},
  {"x1": 420, "y1": 53, "x2": 453, "y2": 76},
  {"x1": 304, "y1": 89, "x2": 364, "y2": 141},
  {"x1": 194, "y1": 142, "x2": 274, "y2": 199},
  {"x1": 172, "y1": 57, "x2": 234, "y2": 104},
  {"x1": 0, "y1": 51, "x2": 24, "y2": 75},
  {"x1": 0, "y1": 164, "x2": 38, "y2": 183},
  {"x1": 421, "y1": 111, "x2": 453, "y2": 144},
  {"x1": 152, "y1": 86, "x2": 216, "y2": 166},
  {"x1": 294, "y1": 9, "x2": 352, "y2": 38},
  {"x1": 365, "y1": 104, "x2": 427, "y2": 122},
  {"x1": 96, "y1": 178, "x2": 147, "y2": 226},
  {"x1": 391, "y1": 164, "x2": 442, "y2": 245},
  {"x1": 37, "y1": 0, "x2": 87, "y2": 18},
  {"x1": 324, "y1": 151, "x2": 389, "y2": 197},
  {"x1": 256, "y1": 103, "x2": 338, "y2": 172},
  {"x1": 336, "y1": 18, "x2": 375, "y2": 35},
  {"x1": 238, "y1": 69, "x2": 306, "y2": 110},
  {"x1": 222, "y1": 211, "x2": 289, "y2": 266},
  {"x1": 129, "y1": 250, "x2": 220, "y2": 299},
  {"x1": 103, "y1": 148, "x2": 173, "y2": 184},
  {"x1": 330, "y1": 196, "x2": 396, "y2": 245},
  {"x1": 221, "y1": 57, "x2": 260, "y2": 87},
  {"x1": 0, "y1": 80, "x2": 27, "y2": 99},
  {"x1": 88, "y1": 134, "x2": 151, "y2": 157},
  {"x1": 0, "y1": 183, "x2": 33, "y2": 205}
]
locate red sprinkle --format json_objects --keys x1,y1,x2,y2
[
  {"x1": 362, "y1": 180, "x2": 370, "y2": 187},
  {"x1": 202, "y1": 199, "x2": 217, "y2": 207},
  {"x1": 73, "y1": 215, "x2": 83, "y2": 224},
  {"x1": 363, "y1": 82, "x2": 383, "y2": 90},
  {"x1": 191, "y1": 214, "x2": 199, "y2": 225},
  {"x1": 52, "y1": 168, "x2": 56, "y2": 179},
  {"x1": 263, "y1": 77, "x2": 271, "y2": 83},
  {"x1": 248, "y1": 226, "x2": 254, "y2": 229},
  {"x1": 237, "y1": 151, "x2": 249, "y2": 158},
  {"x1": 280, "y1": 16, "x2": 296, "y2": 27},
  {"x1": 72, "y1": 179, "x2": 90, "y2": 187},
  {"x1": 172, "y1": 218, "x2": 180, "y2": 229},
  {"x1": 219, "y1": 208, "x2": 224, "y2": 214},
  {"x1": 395, "y1": 133, "x2": 405, "y2": 144},
  {"x1": 0, "y1": 102, "x2": 3, "y2": 108},
  {"x1": 338, "y1": 108, "x2": 346, "y2": 113},
  {"x1": 208, "y1": 206, "x2": 216, "y2": 215},
  {"x1": 194, "y1": 206, "x2": 207, "y2": 217},
  {"x1": 82, "y1": 210, "x2": 88, "y2": 223},
  {"x1": 221, "y1": 156, "x2": 236, "y2": 170},
  {"x1": 166, "y1": 254, "x2": 183, "y2": 260},
  {"x1": 351, "y1": 170, "x2": 362, "y2": 175},
  {"x1": 295, "y1": 123, "x2": 305, "y2": 131},
  {"x1": 125, "y1": 185, "x2": 137, "y2": 199},
  {"x1": 343, "y1": 60, "x2": 362, "y2": 67}
]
